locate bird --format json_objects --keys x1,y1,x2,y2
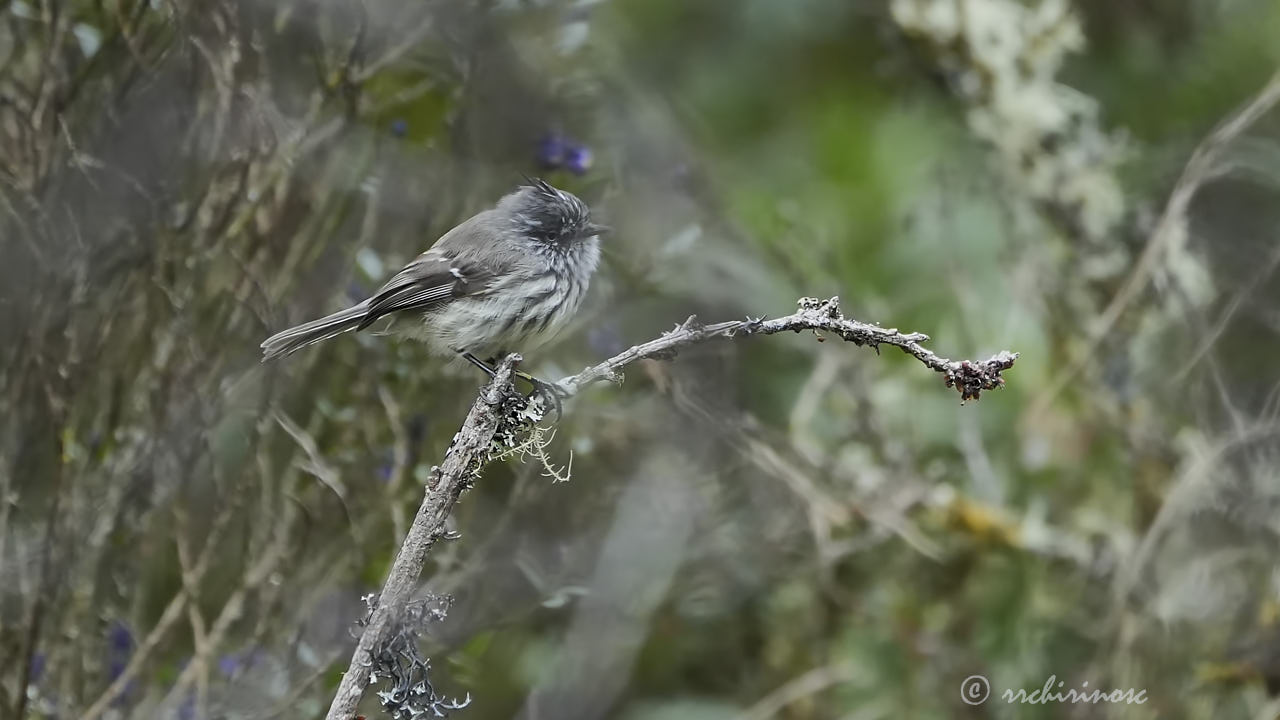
[{"x1": 260, "y1": 177, "x2": 607, "y2": 399}]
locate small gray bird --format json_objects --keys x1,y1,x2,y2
[{"x1": 261, "y1": 178, "x2": 606, "y2": 391}]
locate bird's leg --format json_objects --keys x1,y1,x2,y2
[
  {"x1": 470, "y1": 352, "x2": 566, "y2": 420},
  {"x1": 519, "y1": 373, "x2": 567, "y2": 420},
  {"x1": 461, "y1": 351, "x2": 497, "y2": 378}
]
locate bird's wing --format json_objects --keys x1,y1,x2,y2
[{"x1": 357, "y1": 248, "x2": 495, "y2": 330}]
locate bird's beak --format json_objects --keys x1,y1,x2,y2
[{"x1": 585, "y1": 222, "x2": 612, "y2": 238}]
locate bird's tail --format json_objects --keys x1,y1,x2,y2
[{"x1": 260, "y1": 303, "x2": 369, "y2": 361}]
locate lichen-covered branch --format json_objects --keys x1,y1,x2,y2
[
  {"x1": 324, "y1": 356, "x2": 524, "y2": 720},
  {"x1": 556, "y1": 296, "x2": 1017, "y2": 403},
  {"x1": 324, "y1": 297, "x2": 1018, "y2": 719}
]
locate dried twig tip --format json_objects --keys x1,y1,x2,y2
[{"x1": 943, "y1": 351, "x2": 1019, "y2": 402}]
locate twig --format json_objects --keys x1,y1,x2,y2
[
  {"x1": 174, "y1": 507, "x2": 212, "y2": 717},
  {"x1": 667, "y1": 381, "x2": 943, "y2": 562},
  {"x1": 378, "y1": 385, "x2": 413, "y2": 540},
  {"x1": 160, "y1": 506, "x2": 297, "y2": 709},
  {"x1": 81, "y1": 591, "x2": 189, "y2": 720},
  {"x1": 258, "y1": 653, "x2": 345, "y2": 720},
  {"x1": 556, "y1": 296, "x2": 1016, "y2": 403},
  {"x1": 80, "y1": 469, "x2": 244, "y2": 720},
  {"x1": 352, "y1": 10, "x2": 438, "y2": 83},
  {"x1": 733, "y1": 662, "x2": 858, "y2": 720},
  {"x1": 1030, "y1": 70, "x2": 1280, "y2": 416},
  {"x1": 323, "y1": 298, "x2": 1018, "y2": 719},
  {"x1": 12, "y1": 424, "x2": 68, "y2": 720}
]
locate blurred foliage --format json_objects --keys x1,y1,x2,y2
[{"x1": 3, "y1": 0, "x2": 1280, "y2": 718}]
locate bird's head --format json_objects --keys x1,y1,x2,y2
[{"x1": 507, "y1": 177, "x2": 609, "y2": 245}]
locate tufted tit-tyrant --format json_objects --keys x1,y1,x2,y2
[{"x1": 261, "y1": 178, "x2": 607, "y2": 395}]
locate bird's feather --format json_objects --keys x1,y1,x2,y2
[{"x1": 358, "y1": 252, "x2": 492, "y2": 329}]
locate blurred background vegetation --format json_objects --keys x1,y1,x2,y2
[{"x1": 3, "y1": 0, "x2": 1280, "y2": 718}]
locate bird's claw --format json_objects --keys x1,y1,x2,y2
[{"x1": 520, "y1": 373, "x2": 568, "y2": 420}]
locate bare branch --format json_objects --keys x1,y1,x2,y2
[
  {"x1": 557, "y1": 296, "x2": 1017, "y2": 403},
  {"x1": 323, "y1": 297, "x2": 1018, "y2": 719}
]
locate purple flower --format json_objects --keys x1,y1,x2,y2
[
  {"x1": 377, "y1": 447, "x2": 395, "y2": 482},
  {"x1": 108, "y1": 622, "x2": 133, "y2": 651},
  {"x1": 107, "y1": 621, "x2": 134, "y2": 680},
  {"x1": 565, "y1": 144, "x2": 593, "y2": 175},
  {"x1": 390, "y1": 119, "x2": 408, "y2": 138},
  {"x1": 218, "y1": 648, "x2": 262, "y2": 679},
  {"x1": 176, "y1": 692, "x2": 195, "y2": 720},
  {"x1": 537, "y1": 133, "x2": 568, "y2": 169},
  {"x1": 29, "y1": 652, "x2": 45, "y2": 684},
  {"x1": 218, "y1": 654, "x2": 240, "y2": 677}
]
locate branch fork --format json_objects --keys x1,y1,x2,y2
[{"x1": 324, "y1": 297, "x2": 1018, "y2": 719}]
